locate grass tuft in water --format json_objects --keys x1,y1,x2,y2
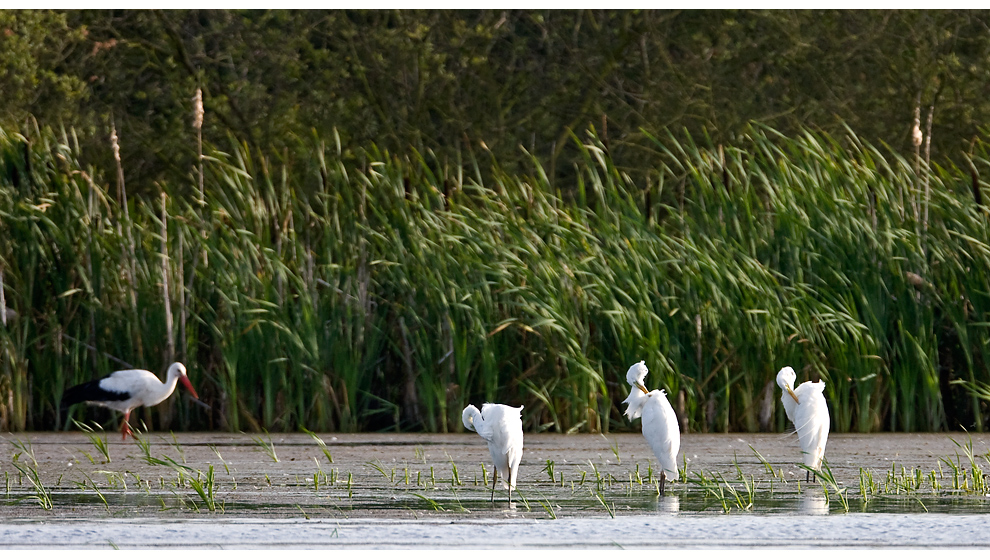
[
  {"x1": 251, "y1": 432, "x2": 279, "y2": 463},
  {"x1": 802, "y1": 460, "x2": 849, "y2": 513},
  {"x1": 412, "y1": 492, "x2": 446, "y2": 512},
  {"x1": 181, "y1": 464, "x2": 220, "y2": 512},
  {"x1": 603, "y1": 435, "x2": 621, "y2": 464},
  {"x1": 85, "y1": 476, "x2": 111, "y2": 513},
  {"x1": 73, "y1": 420, "x2": 111, "y2": 463},
  {"x1": 542, "y1": 459, "x2": 556, "y2": 482},
  {"x1": 10, "y1": 461, "x2": 53, "y2": 510},
  {"x1": 448, "y1": 456, "x2": 461, "y2": 486},
  {"x1": 9, "y1": 439, "x2": 53, "y2": 510},
  {"x1": 593, "y1": 490, "x2": 615, "y2": 518},
  {"x1": 367, "y1": 460, "x2": 396, "y2": 484},
  {"x1": 302, "y1": 428, "x2": 334, "y2": 464}
]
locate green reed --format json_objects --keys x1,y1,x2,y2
[
  {"x1": 250, "y1": 432, "x2": 279, "y2": 463},
  {"x1": 3, "y1": 121, "x2": 990, "y2": 435},
  {"x1": 9, "y1": 439, "x2": 52, "y2": 510},
  {"x1": 73, "y1": 420, "x2": 111, "y2": 463},
  {"x1": 181, "y1": 464, "x2": 220, "y2": 513},
  {"x1": 301, "y1": 428, "x2": 334, "y2": 464}
]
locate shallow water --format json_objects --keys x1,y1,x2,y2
[{"x1": 1, "y1": 431, "x2": 988, "y2": 547}]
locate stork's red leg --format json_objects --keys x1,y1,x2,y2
[{"x1": 121, "y1": 411, "x2": 132, "y2": 440}]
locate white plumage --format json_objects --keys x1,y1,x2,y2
[
  {"x1": 62, "y1": 362, "x2": 198, "y2": 440},
  {"x1": 776, "y1": 366, "x2": 830, "y2": 481},
  {"x1": 622, "y1": 360, "x2": 680, "y2": 493},
  {"x1": 462, "y1": 402, "x2": 524, "y2": 503}
]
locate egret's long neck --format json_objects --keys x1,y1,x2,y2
[
  {"x1": 623, "y1": 386, "x2": 649, "y2": 420},
  {"x1": 469, "y1": 409, "x2": 483, "y2": 431}
]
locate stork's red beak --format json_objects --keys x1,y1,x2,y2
[{"x1": 179, "y1": 374, "x2": 199, "y2": 400}]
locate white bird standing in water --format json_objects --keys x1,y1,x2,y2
[
  {"x1": 622, "y1": 360, "x2": 680, "y2": 495},
  {"x1": 462, "y1": 402, "x2": 524, "y2": 503},
  {"x1": 61, "y1": 362, "x2": 199, "y2": 440},
  {"x1": 776, "y1": 366, "x2": 830, "y2": 482}
]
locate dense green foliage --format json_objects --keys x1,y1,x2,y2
[
  {"x1": 2, "y1": 122, "x2": 989, "y2": 434},
  {"x1": 4, "y1": 10, "x2": 990, "y2": 189},
  {"x1": 4, "y1": 10, "x2": 990, "y2": 434}
]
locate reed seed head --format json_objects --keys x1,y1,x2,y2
[
  {"x1": 193, "y1": 88, "x2": 204, "y2": 130},
  {"x1": 110, "y1": 126, "x2": 120, "y2": 163}
]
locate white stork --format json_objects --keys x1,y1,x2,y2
[{"x1": 61, "y1": 362, "x2": 198, "y2": 439}]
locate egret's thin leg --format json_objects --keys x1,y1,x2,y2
[
  {"x1": 507, "y1": 466, "x2": 513, "y2": 504},
  {"x1": 490, "y1": 466, "x2": 498, "y2": 503},
  {"x1": 659, "y1": 471, "x2": 667, "y2": 496}
]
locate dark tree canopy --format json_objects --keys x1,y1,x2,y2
[{"x1": 4, "y1": 9, "x2": 990, "y2": 193}]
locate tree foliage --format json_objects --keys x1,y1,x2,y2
[
  {"x1": 4, "y1": 10, "x2": 990, "y2": 192},
  {"x1": 0, "y1": 10, "x2": 86, "y2": 125}
]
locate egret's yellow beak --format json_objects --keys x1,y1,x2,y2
[
  {"x1": 786, "y1": 386, "x2": 800, "y2": 404},
  {"x1": 636, "y1": 382, "x2": 649, "y2": 394}
]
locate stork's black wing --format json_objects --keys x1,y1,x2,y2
[{"x1": 61, "y1": 377, "x2": 131, "y2": 409}]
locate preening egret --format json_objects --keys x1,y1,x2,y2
[
  {"x1": 462, "y1": 403, "x2": 524, "y2": 503},
  {"x1": 622, "y1": 360, "x2": 680, "y2": 495},
  {"x1": 776, "y1": 366, "x2": 829, "y2": 482},
  {"x1": 61, "y1": 362, "x2": 199, "y2": 440}
]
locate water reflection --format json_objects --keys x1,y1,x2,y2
[
  {"x1": 655, "y1": 494, "x2": 679, "y2": 514},
  {"x1": 799, "y1": 489, "x2": 829, "y2": 515}
]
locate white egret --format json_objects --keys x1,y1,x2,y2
[
  {"x1": 776, "y1": 366, "x2": 829, "y2": 482},
  {"x1": 622, "y1": 360, "x2": 680, "y2": 495},
  {"x1": 61, "y1": 362, "x2": 199, "y2": 440},
  {"x1": 462, "y1": 402, "x2": 524, "y2": 503}
]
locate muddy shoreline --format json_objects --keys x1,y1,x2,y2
[
  {"x1": 1, "y1": 431, "x2": 987, "y2": 519},
  {"x1": 1, "y1": 431, "x2": 989, "y2": 547}
]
